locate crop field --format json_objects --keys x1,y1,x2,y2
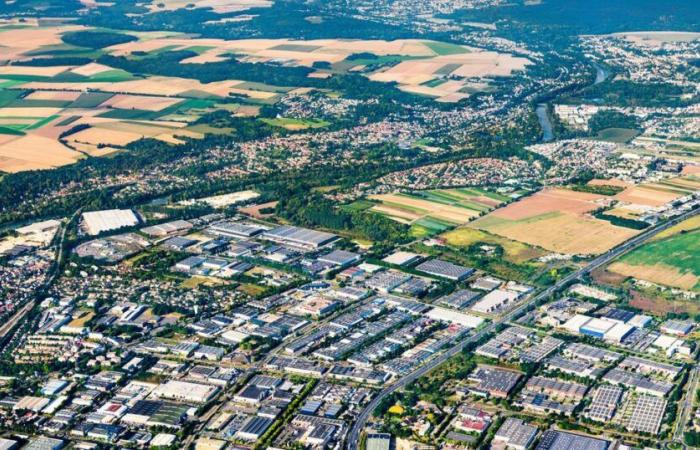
[
  {"x1": 469, "y1": 187, "x2": 640, "y2": 255},
  {"x1": 368, "y1": 188, "x2": 507, "y2": 234},
  {"x1": 144, "y1": 0, "x2": 273, "y2": 14},
  {"x1": 0, "y1": 22, "x2": 532, "y2": 172},
  {"x1": 608, "y1": 217, "x2": 700, "y2": 291},
  {"x1": 110, "y1": 36, "x2": 530, "y2": 103},
  {"x1": 0, "y1": 23, "x2": 268, "y2": 172},
  {"x1": 613, "y1": 175, "x2": 700, "y2": 207}
]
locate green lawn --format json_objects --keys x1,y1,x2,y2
[{"x1": 594, "y1": 127, "x2": 640, "y2": 143}]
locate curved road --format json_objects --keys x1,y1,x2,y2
[{"x1": 346, "y1": 207, "x2": 700, "y2": 450}]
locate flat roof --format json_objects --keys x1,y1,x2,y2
[{"x1": 263, "y1": 225, "x2": 338, "y2": 247}]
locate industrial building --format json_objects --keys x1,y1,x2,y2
[
  {"x1": 263, "y1": 225, "x2": 338, "y2": 249},
  {"x1": 81, "y1": 209, "x2": 140, "y2": 236}
]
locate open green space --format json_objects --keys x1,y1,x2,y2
[
  {"x1": 617, "y1": 228, "x2": 700, "y2": 291},
  {"x1": 261, "y1": 117, "x2": 330, "y2": 130},
  {"x1": 594, "y1": 127, "x2": 641, "y2": 143}
]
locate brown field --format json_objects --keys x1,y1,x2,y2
[
  {"x1": 682, "y1": 165, "x2": 700, "y2": 175},
  {"x1": 0, "y1": 25, "x2": 84, "y2": 60},
  {"x1": 472, "y1": 212, "x2": 638, "y2": 255},
  {"x1": 588, "y1": 178, "x2": 631, "y2": 188},
  {"x1": 591, "y1": 267, "x2": 628, "y2": 286},
  {"x1": 0, "y1": 107, "x2": 64, "y2": 117},
  {"x1": 25, "y1": 90, "x2": 82, "y2": 101},
  {"x1": 490, "y1": 188, "x2": 603, "y2": 221},
  {"x1": 0, "y1": 135, "x2": 82, "y2": 172},
  {"x1": 629, "y1": 290, "x2": 700, "y2": 316},
  {"x1": 470, "y1": 187, "x2": 640, "y2": 255},
  {"x1": 109, "y1": 36, "x2": 530, "y2": 103},
  {"x1": 369, "y1": 193, "x2": 479, "y2": 224},
  {"x1": 100, "y1": 94, "x2": 184, "y2": 111},
  {"x1": 70, "y1": 63, "x2": 114, "y2": 77},
  {"x1": 614, "y1": 185, "x2": 682, "y2": 207},
  {"x1": 239, "y1": 201, "x2": 277, "y2": 219},
  {"x1": 613, "y1": 31, "x2": 700, "y2": 45},
  {"x1": 608, "y1": 262, "x2": 698, "y2": 290}
]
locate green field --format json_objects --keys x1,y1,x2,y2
[
  {"x1": 616, "y1": 228, "x2": 700, "y2": 291},
  {"x1": 594, "y1": 127, "x2": 640, "y2": 143},
  {"x1": 262, "y1": 117, "x2": 330, "y2": 130},
  {"x1": 341, "y1": 200, "x2": 376, "y2": 212},
  {"x1": 424, "y1": 41, "x2": 470, "y2": 56},
  {"x1": 69, "y1": 92, "x2": 114, "y2": 108},
  {"x1": 409, "y1": 216, "x2": 454, "y2": 237},
  {"x1": 412, "y1": 188, "x2": 508, "y2": 212}
]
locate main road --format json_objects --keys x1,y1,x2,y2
[
  {"x1": 0, "y1": 208, "x2": 80, "y2": 346},
  {"x1": 346, "y1": 207, "x2": 700, "y2": 450}
]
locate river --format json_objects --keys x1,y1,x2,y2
[
  {"x1": 535, "y1": 103, "x2": 554, "y2": 142},
  {"x1": 592, "y1": 62, "x2": 609, "y2": 85}
]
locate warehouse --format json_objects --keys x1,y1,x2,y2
[
  {"x1": 603, "y1": 322, "x2": 635, "y2": 343},
  {"x1": 209, "y1": 221, "x2": 266, "y2": 239},
  {"x1": 493, "y1": 418, "x2": 538, "y2": 450},
  {"x1": 140, "y1": 220, "x2": 192, "y2": 238},
  {"x1": 81, "y1": 209, "x2": 140, "y2": 236},
  {"x1": 535, "y1": 430, "x2": 609, "y2": 450},
  {"x1": 415, "y1": 259, "x2": 474, "y2": 281},
  {"x1": 579, "y1": 318, "x2": 616, "y2": 339},
  {"x1": 382, "y1": 251, "x2": 421, "y2": 266},
  {"x1": 263, "y1": 225, "x2": 338, "y2": 249},
  {"x1": 561, "y1": 314, "x2": 592, "y2": 334},
  {"x1": 471, "y1": 289, "x2": 519, "y2": 314},
  {"x1": 437, "y1": 289, "x2": 481, "y2": 310},
  {"x1": 426, "y1": 307, "x2": 483, "y2": 329},
  {"x1": 317, "y1": 250, "x2": 360, "y2": 267},
  {"x1": 152, "y1": 380, "x2": 219, "y2": 404},
  {"x1": 236, "y1": 416, "x2": 274, "y2": 441}
]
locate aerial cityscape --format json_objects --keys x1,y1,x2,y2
[{"x1": 0, "y1": 1, "x2": 700, "y2": 450}]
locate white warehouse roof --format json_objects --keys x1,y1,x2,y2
[{"x1": 82, "y1": 209, "x2": 139, "y2": 235}]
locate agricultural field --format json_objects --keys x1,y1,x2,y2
[
  {"x1": 469, "y1": 187, "x2": 640, "y2": 255},
  {"x1": 605, "y1": 174, "x2": 700, "y2": 218},
  {"x1": 368, "y1": 188, "x2": 508, "y2": 236},
  {"x1": 108, "y1": 35, "x2": 531, "y2": 103},
  {"x1": 0, "y1": 20, "x2": 532, "y2": 172},
  {"x1": 607, "y1": 216, "x2": 700, "y2": 291},
  {"x1": 261, "y1": 117, "x2": 330, "y2": 130},
  {"x1": 144, "y1": 0, "x2": 273, "y2": 14}
]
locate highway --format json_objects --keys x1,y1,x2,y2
[{"x1": 345, "y1": 207, "x2": 700, "y2": 450}]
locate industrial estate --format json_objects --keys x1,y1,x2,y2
[{"x1": 1, "y1": 1, "x2": 700, "y2": 450}]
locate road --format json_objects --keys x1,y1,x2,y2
[
  {"x1": 345, "y1": 207, "x2": 700, "y2": 450},
  {"x1": 0, "y1": 209, "x2": 80, "y2": 347},
  {"x1": 674, "y1": 364, "x2": 700, "y2": 443}
]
